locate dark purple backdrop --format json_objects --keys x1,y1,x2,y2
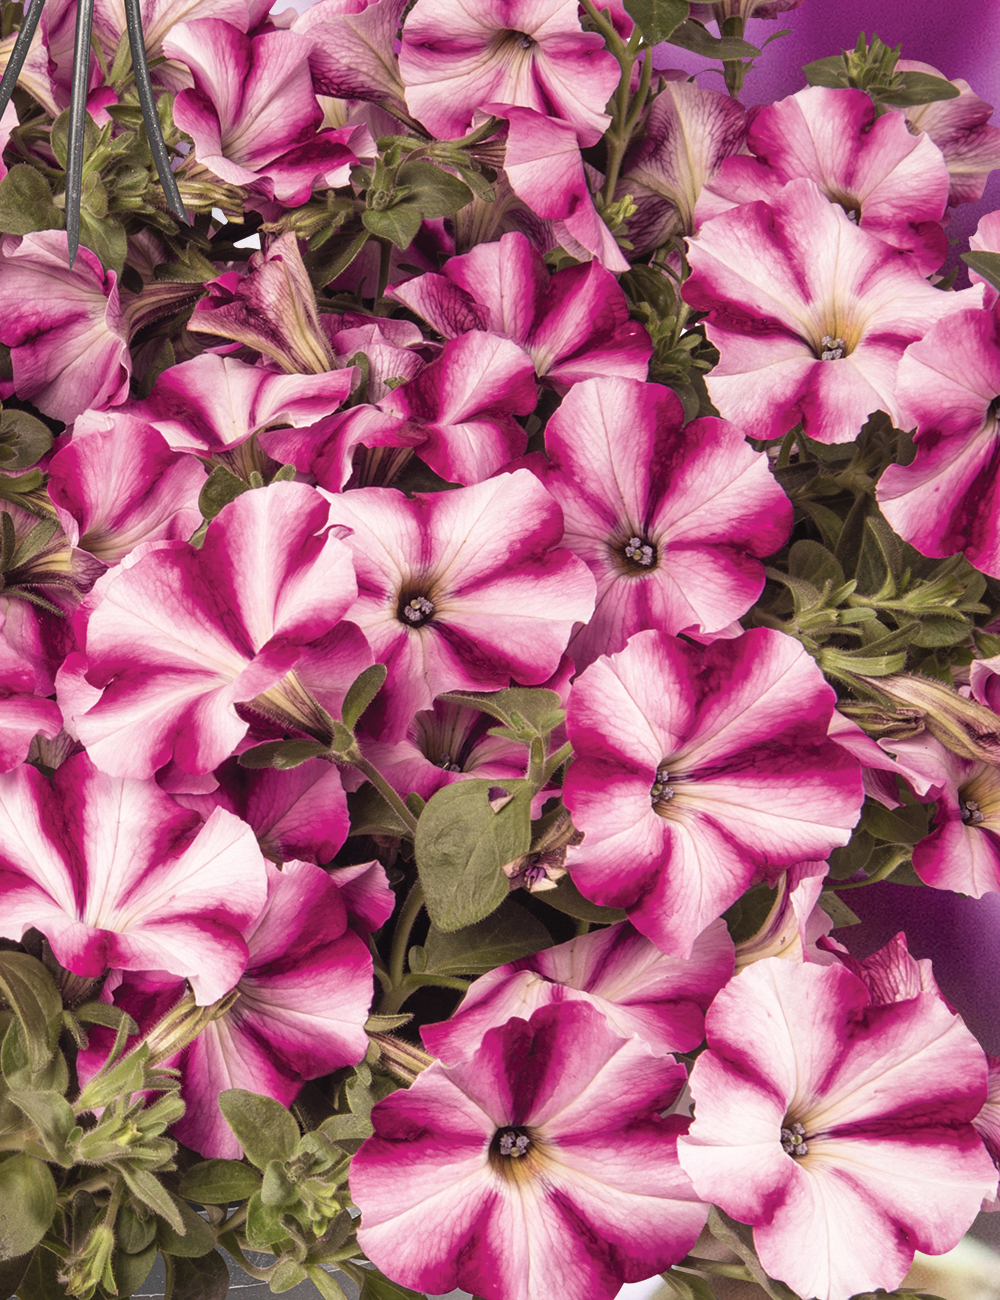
[{"x1": 658, "y1": 1, "x2": 1000, "y2": 279}]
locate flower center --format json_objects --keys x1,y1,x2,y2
[
  {"x1": 498, "y1": 1129, "x2": 531, "y2": 1157},
  {"x1": 650, "y1": 765, "x2": 675, "y2": 813},
  {"x1": 511, "y1": 29, "x2": 535, "y2": 48},
  {"x1": 819, "y1": 335, "x2": 845, "y2": 361},
  {"x1": 962, "y1": 798, "x2": 986, "y2": 825},
  {"x1": 399, "y1": 594, "x2": 435, "y2": 626},
  {"x1": 616, "y1": 532, "x2": 659, "y2": 575},
  {"x1": 436, "y1": 751, "x2": 462, "y2": 772},
  {"x1": 781, "y1": 1122, "x2": 809, "y2": 1158}
]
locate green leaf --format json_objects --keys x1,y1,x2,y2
[
  {"x1": 363, "y1": 1013, "x2": 413, "y2": 1033},
  {"x1": 260, "y1": 1159, "x2": 298, "y2": 1210},
  {"x1": 77, "y1": 209, "x2": 128, "y2": 275},
  {"x1": 828, "y1": 828, "x2": 876, "y2": 881},
  {"x1": 110, "y1": 1241, "x2": 157, "y2": 1297},
  {"x1": 11, "y1": 1243, "x2": 69, "y2": 1300},
  {"x1": 318, "y1": 1113, "x2": 374, "y2": 1149},
  {"x1": 395, "y1": 161, "x2": 474, "y2": 219},
  {"x1": 163, "y1": 1250, "x2": 230, "y2": 1300},
  {"x1": 116, "y1": 1202, "x2": 157, "y2": 1255},
  {"x1": 50, "y1": 107, "x2": 102, "y2": 171},
  {"x1": 0, "y1": 409, "x2": 53, "y2": 470},
  {"x1": 243, "y1": 1190, "x2": 289, "y2": 1250},
  {"x1": 879, "y1": 71, "x2": 960, "y2": 105},
  {"x1": 622, "y1": 0, "x2": 689, "y2": 44},
  {"x1": 118, "y1": 1166, "x2": 186, "y2": 1235},
  {"x1": 962, "y1": 250, "x2": 1000, "y2": 292},
  {"x1": 0, "y1": 1249, "x2": 32, "y2": 1300},
  {"x1": 0, "y1": 952, "x2": 62, "y2": 1078},
  {"x1": 0, "y1": 166, "x2": 63, "y2": 237},
  {"x1": 667, "y1": 17, "x2": 759, "y2": 57},
  {"x1": 218, "y1": 1089, "x2": 300, "y2": 1170},
  {"x1": 423, "y1": 899, "x2": 552, "y2": 976},
  {"x1": 660, "y1": 1269, "x2": 718, "y2": 1300},
  {"x1": 415, "y1": 779, "x2": 533, "y2": 931},
  {"x1": 271, "y1": 1259, "x2": 309, "y2": 1293},
  {"x1": 787, "y1": 539, "x2": 845, "y2": 591},
  {"x1": 538, "y1": 873, "x2": 628, "y2": 924},
  {"x1": 438, "y1": 687, "x2": 564, "y2": 736},
  {"x1": 360, "y1": 1267, "x2": 429, "y2": 1300},
  {"x1": 156, "y1": 1198, "x2": 216, "y2": 1258},
  {"x1": 802, "y1": 54, "x2": 849, "y2": 88},
  {"x1": 861, "y1": 797, "x2": 929, "y2": 846},
  {"x1": 363, "y1": 204, "x2": 423, "y2": 250},
  {"x1": 7, "y1": 1090, "x2": 75, "y2": 1165},
  {"x1": 817, "y1": 892, "x2": 861, "y2": 929},
  {"x1": 342, "y1": 663, "x2": 388, "y2": 731},
  {"x1": 707, "y1": 1207, "x2": 799, "y2": 1300},
  {"x1": 198, "y1": 464, "x2": 250, "y2": 522},
  {"x1": 178, "y1": 1159, "x2": 263, "y2": 1206},
  {"x1": 0, "y1": 1155, "x2": 56, "y2": 1260},
  {"x1": 347, "y1": 784, "x2": 413, "y2": 838},
  {"x1": 237, "y1": 739, "x2": 331, "y2": 770}
]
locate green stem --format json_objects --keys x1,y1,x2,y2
[
  {"x1": 387, "y1": 879, "x2": 425, "y2": 992},
  {"x1": 349, "y1": 753, "x2": 419, "y2": 837},
  {"x1": 542, "y1": 741, "x2": 573, "y2": 785},
  {"x1": 375, "y1": 238, "x2": 393, "y2": 311},
  {"x1": 827, "y1": 847, "x2": 911, "y2": 890},
  {"x1": 380, "y1": 971, "x2": 472, "y2": 1015},
  {"x1": 218, "y1": 1232, "x2": 275, "y2": 1280}
]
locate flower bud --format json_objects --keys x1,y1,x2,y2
[
  {"x1": 861, "y1": 674, "x2": 1000, "y2": 764},
  {"x1": 58, "y1": 1223, "x2": 116, "y2": 1300}
]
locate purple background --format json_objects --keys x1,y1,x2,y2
[{"x1": 657, "y1": 1, "x2": 1000, "y2": 278}]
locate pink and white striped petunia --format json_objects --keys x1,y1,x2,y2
[
  {"x1": 398, "y1": 0, "x2": 619, "y2": 146},
  {"x1": 619, "y1": 79, "x2": 747, "y2": 254},
  {"x1": 422, "y1": 917, "x2": 734, "y2": 1062},
  {"x1": 678, "y1": 953, "x2": 997, "y2": 1300},
  {"x1": 164, "y1": 18, "x2": 362, "y2": 205},
  {"x1": 47, "y1": 419, "x2": 205, "y2": 566},
  {"x1": 79, "y1": 859, "x2": 374, "y2": 1157},
  {"x1": 0, "y1": 231, "x2": 130, "y2": 424},
  {"x1": 352, "y1": 1001, "x2": 709, "y2": 1300},
  {"x1": 896, "y1": 59, "x2": 1000, "y2": 206},
  {"x1": 683, "y1": 177, "x2": 984, "y2": 443},
  {"x1": 534, "y1": 376, "x2": 791, "y2": 668},
  {"x1": 0, "y1": 752, "x2": 268, "y2": 1003},
  {"x1": 322, "y1": 470, "x2": 596, "y2": 740},
  {"x1": 696, "y1": 86, "x2": 951, "y2": 274},
  {"x1": 563, "y1": 628, "x2": 864, "y2": 956},
  {"x1": 62, "y1": 481, "x2": 370, "y2": 777},
  {"x1": 877, "y1": 304, "x2": 1000, "y2": 579},
  {"x1": 389, "y1": 231, "x2": 652, "y2": 388}
]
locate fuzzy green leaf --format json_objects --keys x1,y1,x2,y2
[
  {"x1": 218, "y1": 1089, "x2": 300, "y2": 1170},
  {"x1": 0, "y1": 1156, "x2": 56, "y2": 1260}
]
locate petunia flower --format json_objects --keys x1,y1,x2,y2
[
  {"x1": 0, "y1": 232, "x2": 130, "y2": 424},
  {"x1": 398, "y1": 0, "x2": 619, "y2": 146},
  {"x1": 619, "y1": 79, "x2": 746, "y2": 254},
  {"x1": 973, "y1": 1055, "x2": 1000, "y2": 1210},
  {"x1": 352, "y1": 1001, "x2": 709, "y2": 1300},
  {"x1": 877, "y1": 304, "x2": 1000, "y2": 578},
  {"x1": 292, "y1": 0, "x2": 409, "y2": 111},
  {"x1": 62, "y1": 481, "x2": 370, "y2": 777},
  {"x1": 113, "y1": 352, "x2": 356, "y2": 461},
  {"x1": 164, "y1": 18, "x2": 361, "y2": 206},
  {"x1": 322, "y1": 470, "x2": 596, "y2": 740},
  {"x1": 533, "y1": 376, "x2": 791, "y2": 668},
  {"x1": 895, "y1": 59, "x2": 1000, "y2": 206},
  {"x1": 173, "y1": 754, "x2": 351, "y2": 866},
  {"x1": 389, "y1": 231, "x2": 651, "y2": 388},
  {"x1": 372, "y1": 331, "x2": 537, "y2": 485},
  {"x1": 563, "y1": 628, "x2": 864, "y2": 956},
  {"x1": 0, "y1": 752, "x2": 268, "y2": 1003},
  {"x1": 732, "y1": 860, "x2": 836, "y2": 968},
  {"x1": 500, "y1": 108, "x2": 630, "y2": 272},
  {"x1": 422, "y1": 917, "x2": 734, "y2": 1062},
  {"x1": 359, "y1": 695, "x2": 532, "y2": 804},
  {"x1": 47, "y1": 420, "x2": 205, "y2": 566},
  {"x1": 968, "y1": 210, "x2": 1000, "y2": 308},
  {"x1": 696, "y1": 86, "x2": 951, "y2": 275},
  {"x1": 683, "y1": 178, "x2": 984, "y2": 443},
  {"x1": 677, "y1": 953, "x2": 997, "y2": 1300},
  {"x1": 79, "y1": 859, "x2": 374, "y2": 1157},
  {"x1": 189, "y1": 233, "x2": 337, "y2": 374}
]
